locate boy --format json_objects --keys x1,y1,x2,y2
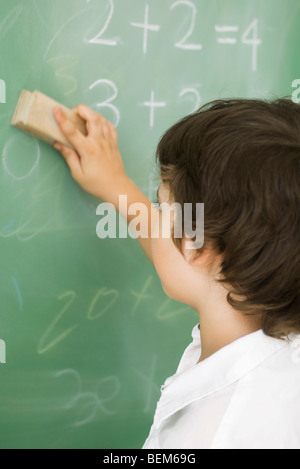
[{"x1": 53, "y1": 98, "x2": 300, "y2": 449}]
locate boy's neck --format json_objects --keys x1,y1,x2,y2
[{"x1": 196, "y1": 297, "x2": 262, "y2": 363}]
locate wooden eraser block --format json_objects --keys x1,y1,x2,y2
[{"x1": 11, "y1": 90, "x2": 87, "y2": 149}]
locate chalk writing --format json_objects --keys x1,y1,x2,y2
[
  {"x1": 130, "y1": 275, "x2": 154, "y2": 316},
  {"x1": 86, "y1": 287, "x2": 119, "y2": 320},
  {"x1": 43, "y1": 8, "x2": 93, "y2": 60},
  {"x1": 88, "y1": 0, "x2": 118, "y2": 46},
  {"x1": 131, "y1": 4, "x2": 160, "y2": 54},
  {"x1": 37, "y1": 291, "x2": 78, "y2": 355},
  {"x1": 2, "y1": 219, "x2": 14, "y2": 232},
  {"x1": 42, "y1": 1, "x2": 261, "y2": 73},
  {"x1": 170, "y1": 0, "x2": 203, "y2": 50},
  {"x1": 17, "y1": 217, "x2": 55, "y2": 242},
  {"x1": 214, "y1": 20, "x2": 261, "y2": 71},
  {"x1": 0, "y1": 4, "x2": 23, "y2": 42},
  {"x1": 46, "y1": 56, "x2": 78, "y2": 96},
  {"x1": 140, "y1": 86, "x2": 201, "y2": 128},
  {"x1": 12, "y1": 276, "x2": 23, "y2": 311},
  {"x1": 38, "y1": 287, "x2": 121, "y2": 354},
  {"x1": 215, "y1": 25, "x2": 239, "y2": 44},
  {"x1": 242, "y1": 19, "x2": 261, "y2": 72},
  {"x1": 179, "y1": 87, "x2": 201, "y2": 113},
  {"x1": 89, "y1": 78, "x2": 120, "y2": 126},
  {"x1": 0, "y1": 218, "x2": 31, "y2": 239},
  {"x1": 2, "y1": 135, "x2": 40, "y2": 181},
  {"x1": 0, "y1": 79, "x2": 6, "y2": 103},
  {"x1": 142, "y1": 91, "x2": 166, "y2": 128},
  {"x1": 0, "y1": 339, "x2": 6, "y2": 364},
  {"x1": 54, "y1": 369, "x2": 120, "y2": 426}
]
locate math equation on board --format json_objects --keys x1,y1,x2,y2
[
  {"x1": 86, "y1": 1, "x2": 261, "y2": 70},
  {"x1": 1, "y1": 1, "x2": 262, "y2": 128},
  {"x1": 0, "y1": 1, "x2": 263, "y2": 187},
  {"x1": 78, "y1": 1, "x2": 261, "y2": 128}
]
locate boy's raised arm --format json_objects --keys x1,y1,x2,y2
[{"x1": 53, "y1": 105, "x2": 155, "y2": 264}]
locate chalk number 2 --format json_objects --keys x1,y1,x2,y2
[
  {"x1": 88, "y1": 0, "x2": 118, "y2": 46},
  {"x1": 170, "y1": 0, "x2": 202, "y2": 51}
]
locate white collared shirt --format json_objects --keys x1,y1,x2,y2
[{"x1": 143, "y1": 325, "x2": 300, "y2": 449}]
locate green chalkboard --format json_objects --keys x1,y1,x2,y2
[{"x1": 0, "y1": 0, "x2": 299, "y2": 449}]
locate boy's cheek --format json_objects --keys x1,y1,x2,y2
[
  {"x1": 151, "y1": 235, "x2": 198, "y2": 306},
  {"x1": 151, "y1": 236, "x2": 180, "y2": 296},
  {"x1": 151, "y1": 237, "x2": 168, "y2": 280}
]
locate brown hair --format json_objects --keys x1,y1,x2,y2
[{"x1": 156, "y1": 98, "x2": 300, "y2": 339}]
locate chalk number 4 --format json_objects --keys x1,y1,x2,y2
[{"x1": 242, "y1": 19, "x2": 261, "y2": 72}]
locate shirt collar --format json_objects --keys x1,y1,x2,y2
[{"x1": 154, "y1": 328, "x2": 287, "y2": 428}]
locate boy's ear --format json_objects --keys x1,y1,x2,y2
[{"x1": 181, "y1": 236, "x2": 219, "y2": 269}]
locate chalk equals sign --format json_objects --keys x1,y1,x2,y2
[{"x1": 215, "y1": 26, "x2": 239, "y2": 44}]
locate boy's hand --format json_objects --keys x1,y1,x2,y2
[
  {"x1": 54, "y1": 104, "x2": 155, "y2": 263},
  {"x1": 53, "y1": 105, "x2": 127, "y2": 201}
]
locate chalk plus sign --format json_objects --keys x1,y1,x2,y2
[
  {"x1": 142, "y1": 91, "x2": 166, "y2": 128},
  {"x1": 131, "y1": 5, "x2": 160, "y2": 54}
]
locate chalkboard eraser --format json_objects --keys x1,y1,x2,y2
[{"x1": 11, "y1": 90, "x2": 87, "y2": 149}]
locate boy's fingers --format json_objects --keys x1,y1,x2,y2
[
  {"x1": 74, "y1": 104, "x2": 98, "y2": 121},
  {"x1": 54, "y1": 142, "x2": 82, "y2": 178},
  {"x1": 54, "y1": 107, "x2": 86, "y2": 149},
  {"x1": 74, "y1": 104, "x2": 110, "y2": 139},
  {"x1": 107, "y1": 121, "x2": 118, "y2": 143}
]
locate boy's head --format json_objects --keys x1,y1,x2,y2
[{"x1": 153, "y1": 98, "x2": 300, "y2": 339}]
